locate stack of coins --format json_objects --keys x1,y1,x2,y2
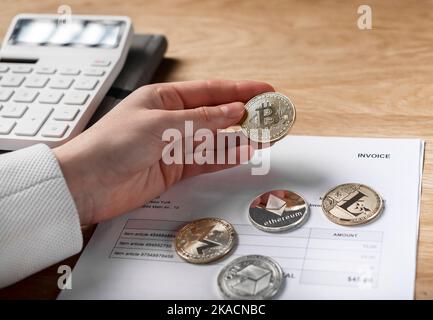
[{"x1": 173, "y1": 92, "x2": 385, "y2": 300}]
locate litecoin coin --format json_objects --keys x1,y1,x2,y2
[
  {"x1": 218, "y1": 255, "x2": 284, "y2": 300},
  {"x1": 175, "y1": 218, "x2": 236, "y2": 264},
  {"x1": 240, "y1": 92, "x2": 295, "y2": 143},
  {"x1": 321, "y1": 183, "x2": 384, "y2": 226},
  {"x1": 249, "y1": 190, "x2": 309, "y2": 232}
]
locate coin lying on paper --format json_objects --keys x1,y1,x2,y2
[
  {"x1": 217, "y1": 255, "x2": 284, "y2": 300},
  {"x1": 248, "y1": 189, "x2": 309, "y2": 232},
  {"x1": 321, "y1": 183, "x2": 384, "y2": 226},
  {"x1": 240, "y1": 92, "x2": 295, "y2": 143},
  {"x1": 174, "y1": 218, "x2": 236, "y2": 264}
]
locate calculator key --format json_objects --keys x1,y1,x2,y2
[
  {"x1": 74, "y1": 77, "x2": 99, "y2": 90},
  {"x1": 83, "y1": 68, "x2": 105, "y2": 76},
  {"x1": 0, "y1": 88, "x2": 14, "y2": 101},
  {"x1": 59, "y1": 67, "x2": 80, "y2": 75},
  {"x1": 11, "y1": 66, "x2": 33, "y2": 74},
  {"x1": 15, "y1": 106, "x2": 52, "y2": 136},
  {"x1": 13, "y1": 89, "x2": 39, "y2": 103},
  {"x1": 25, "y1": 76, "x2": 49, "y2": 88},
  {"x1": 64, "y1": 91, "x2": 89, "y2": 105},
  {"x1": 38, "y1": 91, "x2": 64, "y2": 104},
  {"x1": 0, "y1": 65, "x2": 9, "y2": 73},
  {"x1": 52, "y1": 106, "x2": 79, "y2": 121},
  {"x1": 91, "y1": 59, "x2": 111, "y2": 67},
  {"x1": 26, "y1": 105, "x2": 53, "y2": 119},
  {"x1": 35, "y1": 67, "x2": 56, "y2": 74},
  {"x1": 0, "y1": 118, "x2": 16, "y2": 134},
  {"x1": 41, "y1": 122, "x2": 69, "y2": 138},
  {"x1": 49, "y1": 77, "x2": 74, "y2": 89},
  {"x1": 1, "y1": 103, "x2": 28, "y2": 118},
  {"x1": 0, "y1": 75, "x2": 25, "y2": 87}
]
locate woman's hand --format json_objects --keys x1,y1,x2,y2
[{"x1": 54, "y1": 80, "x2": 274, "y2": 225}]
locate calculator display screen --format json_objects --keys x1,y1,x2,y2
[{"x1": 8, "y1": 18, "x2": 125, "y2": 48}]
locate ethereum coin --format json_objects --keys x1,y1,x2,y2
[
  {"x1": 218, "y1": 255, "x2": 284, "y2": 300},
  {"x1": 249, "y1": 189, "x2": 309, "y2": 232},
  {"x1": 321, "y1": 183, "x2": 384, "y2": 226},
  {"x1": 240, "y1": 92, "x2": 295, "y2": 143},
  {"x1": 174, "y1": 218, "x2": 236, "y2": 264}
]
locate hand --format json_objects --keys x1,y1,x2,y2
[{"x1": 54, "y1": 80, "x2": 274, "y2": 225}]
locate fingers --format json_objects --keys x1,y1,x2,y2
[
  {"x1": 181, "y1": 144, "x2": 255, "y2": 179},
  {"x1": 161, "y1": 101, "x2": 246, "y2": 137},
  {"x1": 151, "y1": 79, "x2": 274, "y2": 110}
]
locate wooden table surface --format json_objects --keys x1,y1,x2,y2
[{"x1": 1, "y1": 0, "x2": 432, "y2": 299}]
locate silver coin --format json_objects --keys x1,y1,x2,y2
[
  {"x1": 248, "y1": 190, "x2": 309, "y2": 232},
  {"x1": 218, "y1": 255, "x2": 284, "y2": 300}
]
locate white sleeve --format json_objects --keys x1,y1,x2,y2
[{"x1": 0, "y1": 144, "x2": 83, "y2": 288}]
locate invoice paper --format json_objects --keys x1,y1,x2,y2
[{"x1": 58, "y1": 136, "x2": 424, "y2": 299}]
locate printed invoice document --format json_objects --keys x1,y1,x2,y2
[{"x1": 59, "y1": 136, "x2": 424, "y2": 299}]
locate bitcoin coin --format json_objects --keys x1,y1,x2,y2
[
  {"x1": 249, "y1": 189, "x2": 309, "y2": 232},
  {"x1": 218, "y1": 255, "x2": 284, "y2": 300},
  {"x1": 175, "y1": 218, "x2": 236, "y2": 264},
  {"x1": 321, "y1": 183, "x2": 384, "y2": 226},
  {"x1": 240, "y1": 92, "x2": 295, "y2": 143}
]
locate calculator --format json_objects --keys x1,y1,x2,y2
[{"x1": 0, "y1": 14, "x2": 133, "y2": 150}]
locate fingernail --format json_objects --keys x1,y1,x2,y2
[{"x1": 220, "y1": 103, "x2": 245, "y2": 119}]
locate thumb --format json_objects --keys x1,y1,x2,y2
[{"x1": 161, "y1": 102, "x2": 245, "y2": 137}]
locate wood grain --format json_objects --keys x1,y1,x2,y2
[{"x1": 1, "y1": 0, "x2": 433, "y2": 299}]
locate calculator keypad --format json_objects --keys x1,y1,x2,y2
[
  {"x1": 0, "y1": 65, "x2": 10, "y2": 73},
  {"x1": 75, "y1": 78, "x2": 99, "y2": 90},
  {"x1": 38, "y1": 91, "x2": 64, "y2": 104},
  {"x1": 0, "y1": 89, "x2": 14, "y2": 101},
  {"x1": 52, "y1": 107, "x2": 79, "y2": 121},
  {"x1": 84, "y1": 68, "x2": 105, "y2": 76},
  {"x1": 36, "y1": 67, "x2": 56, "y2": 75},
  {"x1": 14, "y1": 105, "x2": 52, "y2": 136},
  {"x1": 41, "y1": 122, "x2": 69, "y2": 138},
  {"x1": 49, "y1": 77, "x2": 74, "y2": 89},
  {"x1": 1, "y1": 75, "x2": 26, "y2": 87},
  {"x1": 0, "y1": 61, "x2": 109, "y2": 140},
  {"x1": 25, "y1": 76, "x2": 49, "y2": 88},
  {"x1": 1, "y1": 104, "x2": 28, "y2": 118},
  {"x1": 64, "y1": 92, "x2": 89, "y2": 105},
  {"x1": 11, "y1": 66, "x2": 33, "y2": 74},
  {"x1": 13, "y1": 89, "x2": 39, "y2": 103},
  {"x1": 60, "y1": 67, "x2": 80, "y2": 76},
  {"x1": 0, "y1": 118, "x2": 16, "y2": 134}
]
